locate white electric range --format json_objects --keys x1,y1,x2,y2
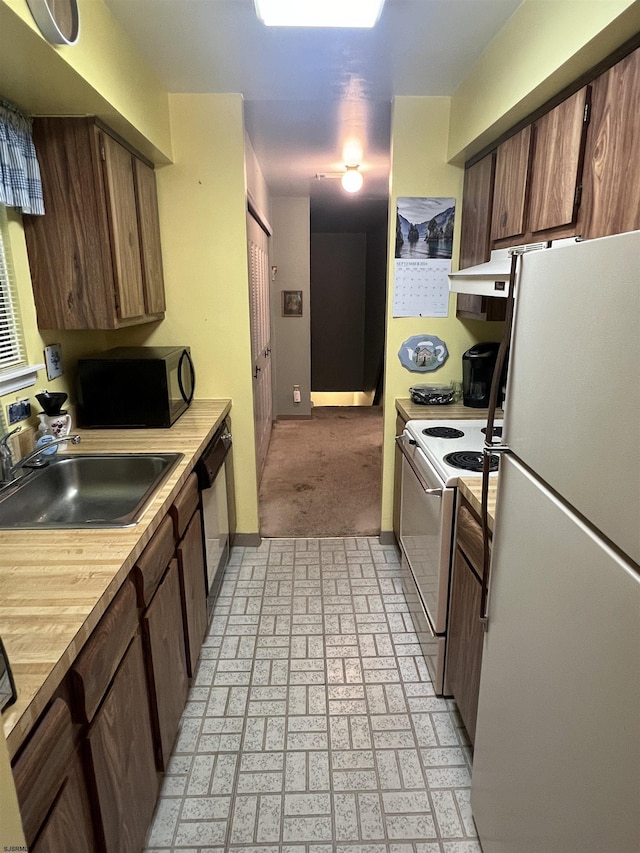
[{"x1": 396, "y1": 418, "x2": 502, "y2": 694}]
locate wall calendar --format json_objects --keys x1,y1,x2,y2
[{"x1": 392, "y1": 196, "x2": 455, "y2": 318}]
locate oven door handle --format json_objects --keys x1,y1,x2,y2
[{"x1": 395, "y1": 434, "x2": 443, "y2": 496}]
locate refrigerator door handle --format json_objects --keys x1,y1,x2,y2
[{"x1": 480, "y1": 252, "x2": 519, "y2": 630}]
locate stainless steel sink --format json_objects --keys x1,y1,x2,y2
[{"x1": 0, "y1": 452, "x2": 183, "y2": 528}]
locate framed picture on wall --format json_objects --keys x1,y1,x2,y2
[{"x1": 282, "y1": 290, "x2": 303, "y2": 317}]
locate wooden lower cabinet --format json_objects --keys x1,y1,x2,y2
[
  {"x1": 446, "y1": 545, "x2": 484, "y2": 744},
  {"x1": 142, "y1": 558, "x2": 189, "y2": 770},
  {"x1": 446, "y1": 499, "x2": 488, "y2": 745},
  {"x1": 85, "y1": 634, "x2": 159, "y2": 853},
  {"x1": 13, "y1": 697, "x2": 96, "y2": 852},
  {"x1": 32, "y1": 755, "x2": 96, "y2": 853},
  {"x1": 177, "y1": 509, "x2": 208, "y2": 676}
]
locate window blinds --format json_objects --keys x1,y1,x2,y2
[{"x1": 0, "y1": 205, "x2": 26, "y2": 372}]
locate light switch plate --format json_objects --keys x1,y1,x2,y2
[{"x1": 44, "y1": 343, "x2": 63, "y2": 380}]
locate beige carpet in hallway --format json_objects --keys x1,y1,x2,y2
[{"x1": 258, "y1": 406, "x2": 383, "y2": 537}]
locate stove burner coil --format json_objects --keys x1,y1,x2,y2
[
  {"x1": 444, "y1": 451, "x2": 499, "y2": 472},
  {"x1": 481, "y1": 426, "x2": 503, "y2": 437},
  {"x1": 422, "y1": 426, "x2": 465, "y2": 439}
]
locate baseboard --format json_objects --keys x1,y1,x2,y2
[
  {"x1": 232, "y1": 533, "x2": 262, "y2": 547},
  {"x1": 378, "y1": 531, "x2": 398, "y2": 547}
]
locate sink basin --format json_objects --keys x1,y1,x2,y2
[{"x1": 0, "y1": 452, "x2": 183, "y2": 529}]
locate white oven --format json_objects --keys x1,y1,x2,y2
[{"x1": 396, "y1": 419, "x2": 501, "y2": 695}]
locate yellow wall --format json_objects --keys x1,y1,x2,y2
[
  {"x1": 0, "y1": 6, "x2": 259, "y2": 533},
  {"x1": 448, "y1": 0, "x2": 640, "y2": 162},
  {"x1": 115, "y1": 94, "x2": 259, "y2": 534},
  {"x1": 380, "y1": 97, "x2": 504, "y2": 533},
  {"x1": 0, "y1": 0, "x2": 171, "y2": 162}
]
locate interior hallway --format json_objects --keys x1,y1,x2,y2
[
  {"x1": 258, "y1": 408, "x2": 384, "y2": 538},
  {"x1": 144, "y1": 538, "x2": 478, "y2": 852}
]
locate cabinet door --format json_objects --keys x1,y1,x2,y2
[
  {"x1": 32, "y1": 755, "x2": 96, "y2": 853},
  {"x1": 13, "y1": 697, "x2": 76, "y2": 847},
  {"x1": 177, "y1": 509, "x2": 208, "y2": 676},
  {"x1": 25, "y1": 117, "x2": 117, "y2": 329},
  {"x1": 580, "y1": 47, "x2": 640, "y2": 238},
  {"x1": 134, "y1": 157, "x2": 166, "y2": 315},
  {"x1": 528, "y1": 87, "x2": 590, "y2": 233},
  {"x1": 491, "y1": 125, "x2": 532, "y2": 241},
  {"x1": 456, "y1": 294, "x2": 506, "y2": 322},
  {"x1": 99, "y1": 131, "x2": 146, "y2": 320},
  {"x1": 143, "y1": 559, "x2": 189, "y2": 770},
  {"x1": 86, "y1": 634, "x2": 158, "y2": 853},
  {"x1": 446, "y1": 547, "x2": 483, "y2": 745},
  {"x1": 459, "y1": 153, "x2": 495, "y2": 269}
]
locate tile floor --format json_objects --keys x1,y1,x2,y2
[{"x1": 144, "y1": 537, "x2": 481, "y2": 853}]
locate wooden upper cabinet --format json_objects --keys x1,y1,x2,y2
[
  {"x1": 579, "y1": 47, "x2": 640, "y2": 239},
  {"x1": 134, "y1": 157, "x2": 167, "y2": 314},
  {"x1": 100, "y1": 131, "x2": 146, "y2": 320},
  {"x1": 459, "y1": 153, "x2": 496, "y2": 269},
  {"x1": 24, "y1": 116, "x2": 166, "y2": 330},
  {"x1": 528, "y1": 87, "x2": 590, "y2": 233},
  {"x1": 491, "y1": 125, "x2": 532, "y2": 242}
]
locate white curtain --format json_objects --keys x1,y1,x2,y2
[{"x1": 0, "y1": 99, "x2": 44, "y2": 215}]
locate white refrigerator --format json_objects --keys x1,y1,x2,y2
[{"x1": 471, "y1": 230, "x2": 640, "y2": 852}]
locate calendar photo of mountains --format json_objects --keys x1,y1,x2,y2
[{"x1": 395, "y1": 196, "x2": 455, "y2": 260}]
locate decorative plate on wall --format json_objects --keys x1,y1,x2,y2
[
  {"x1": 398, "y1": 334, "x2": 449, "y2": 372},
  {"x1": 26, "y1": 0, "x2": 80, "y2": 45}
]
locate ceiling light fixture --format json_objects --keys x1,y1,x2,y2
[
  {"x1": 341, "y1": 166, "x2": 363, "y2": 194},
  {"x1": 254, "y1": 0, "x2": 385, "y2": 28}
]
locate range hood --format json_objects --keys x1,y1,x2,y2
[
  {"x1": 449, "y1": 241, "x2": 557, "y2": 298},
  {"x1": 448, "y1": 248, "x2": 512, "y2": 298}
]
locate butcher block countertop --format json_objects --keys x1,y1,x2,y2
[
  {"x1": 0, "y1": 400, "x2": 230, "y2": 758},
  {"x1": 458, "y1": 477, "x2": 499, "y2": 533},
  {"x1": 396, "y1": 398, "x2": 503, "y2": 422}
]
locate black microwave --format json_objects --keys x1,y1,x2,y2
[{"x1": 77, "y1": 346, "x2": 195, "y2": 428}]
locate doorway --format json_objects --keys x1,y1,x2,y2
[
  {"x1": 257, "y1": 198, "x2": 388, "y2": 538},
  {"x1": 310, "y1": 198, "x2": 388, "y2": 404}
]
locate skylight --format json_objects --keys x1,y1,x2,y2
[{"x1": 254, "y1": 0, "x2": 386, "y2": 28}]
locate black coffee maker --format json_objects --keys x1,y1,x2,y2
[{"x1": 462, "y1": 342, "x2": 502, "y2": 408}]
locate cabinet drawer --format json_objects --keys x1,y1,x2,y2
[
  {"x1": 71, "y1": 580, "x2": 138, "y2": 723},
  {"x1": 170, "y1": 472, "x2": 199, "y2": 540},
  {"x1": 131, "y1": 515, "x2": 175, "y2": 607},
  {"x1": 456, "y1": 504, "x2": 487, "y2": 576},
  {"x1": 13, "y1": 697, "x2": 75, "y2": 847}
]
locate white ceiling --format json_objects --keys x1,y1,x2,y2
[{"x1": 104, "y1": 0, "x2": 522, "y2": 206}]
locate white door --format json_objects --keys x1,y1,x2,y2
[{"x1": 247, "y1": 211, "x2": 272, "y2": 482}]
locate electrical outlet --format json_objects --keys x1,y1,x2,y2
[
  {"x1": 7, "y1": 399, "x2": 31, "y2": 424},
  {"x1": 293, "y1": 385, "x2": 301, "y2": 403}
]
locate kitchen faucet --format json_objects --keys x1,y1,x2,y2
[{"x1": 0, "y1": 426, "x2": 81, "y2": 486}]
